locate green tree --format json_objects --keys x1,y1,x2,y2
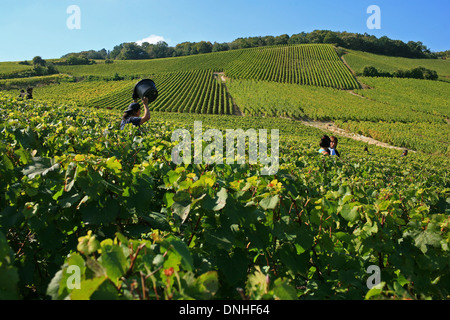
[
  {"x1": 196, "y1": 41, "x2": 213, "y2": 54},
  {"x1": 423, "y1": 68, "x2": 438, "y2": 80},
  {"x1": 32, "y1": 56, "x2": 46, "y2": 66},
  {"x1": 289, "y1": 32, "x2": 308, "y2": 44},
  {"x1": 274, "y1": 34, "x2": 289, "y2": 45},
  {"x1": 363, "y1": 66, "x2": 379, "y2": 77},
  {"x1": 117, "y1": 43, "x2": 150, "y2": 60},
  {"x1": 323, "y1": 32, "x2": 343, "y2": 46},
  {"x1": 212, "y1": 42, "x2": 229, "y2": 52},
  {"x1": 151, "y1": 41, "x2": 172, "y2": 59},
  {"x1": 110, "y1": 43, "x2": 124, "y2": 60}
]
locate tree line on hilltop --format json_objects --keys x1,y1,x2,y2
[{"x1": 60, "y1": 30, "x2": 442, "y2": 63}]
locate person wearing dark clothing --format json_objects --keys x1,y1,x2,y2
[
  {"x1": 401, "y1": 150, "x2": 408, "y2": 157},
  {"x1": 120, "y1": 97, "x2": 150, "y2": 130},
  {"x1": 318, "y1": 135, "x2": 331, "y2": 155},
  {"x1": 26, "y1": 88, "x2": 33, "y2": 99}
]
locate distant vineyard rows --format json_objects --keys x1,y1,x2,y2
[
  {"x1": 83, "y1": 70, "x2": 233, "y2": 115},
  {"x1": 225, "y1": 44, "x2": 359, "y2": 89}
]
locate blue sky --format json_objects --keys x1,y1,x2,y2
[{"x1": 0, "y1": 0, "x2": 448, "y2": 62}]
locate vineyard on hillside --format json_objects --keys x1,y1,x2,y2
[
  {"x1": 2, "y1": 43, "x2": 448, "y2": 156},
  {"x1": 0, "y1": 93, "x2": 449, "y2": 300},
  {"x1": 225, "y1": 77, "x2": 449, "y2": 155},
  {"x1": 4, "y1": 44, "x2": 358, "y2": 114},
  {"x1": 79, "y1": 70, "x2": 233, "y2": 115},
  {"x1": 354, "y1": 77, "x2": 450, "y2": 118},
  {"x1": 225, "y1": 44, "x2": 360, "y2": 89},
  {"x1": 33, "y1": 79, "x2": 137, "y2": 107},
  {"x1": 51, "y1": 44, "x2": 359, "y2": 90}
]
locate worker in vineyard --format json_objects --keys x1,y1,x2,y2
[
  {"x1": 329, "y1": 136, "x2": 340, "y2": 157},
  {"x1": 26, "y1": 87, "x2": 33, "y2": 99},
  {"x1": 318, "y1": 135, "x2": 331, "y2": 155},
  {"x1": 120, "y1": 96, "x2": 150, "y2": 130}
]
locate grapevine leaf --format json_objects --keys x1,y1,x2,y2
[
  {"x1": 339, "y1": 204, "x2": 360, "y2": 222},
  {"x1": 273, "y1": 278, "x2": 297, "y2": 300},
  {"x1": 46, "y1": 270, "x2": 64, "y2": 300},
  {"x1": 163, "y1": 192, "x2": 175, "y2": 208},
  {"x1": 99, "y1": 245, "x2": 128, "y2": 287},
  {"x1": 172, "y1": 190, "x2": 192, "y2": 223},
  {"x1": 141, "y1": 211, "x2": 171, "y2": 231},
  {"x1": 407, "y1": 222, "x2": 442, "y2": 254},
  {"x1": 105, "y1": 156, "x2": 122, "y2": 174},
  {"x1": 194, "y1": 271, "x2": 219, "y2": 299},
  {"x1": 22, "y1": 157, "x2": 60, "y2": 179},
  {"x1": 216, "y1": 249, "x2": 248, "y2": 286},
  {"x1": 260, "y1": 195, "x2": 279, "y2": 210},
  {"x1": 246, "y1": 266, "x2": 268, "y2": 299},
  {"x1": 365, "y1": 282, "x2": 386, "y2": 300},
  {"x1": 213, "y1": 187, "x2": 228, "y2": 211},
  {"x1": 172, "y1": 202, "x2": 191, "y2": 223},
  {"x1": 204, "y1": 187, "x2": 228, "y2": 211},
  {"x1": 0, "y1": 232, "x2": 19, "y2": 300},
  {"x1": 167, "y1": 238, "x2": 194, "y2": 272},
  {"x1": 70, "y1": 277, "x2": 106, "y2": 300},
  {"x1": 1, "y1": 154, "x2": 14, "y2": 171}
]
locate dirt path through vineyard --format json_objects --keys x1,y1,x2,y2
[{"x1": 298, "y1": 120, "x2": 410, "y2": 151}]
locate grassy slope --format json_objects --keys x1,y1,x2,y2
[
  {"x1": 0, "y1": 61, "x2": 33, "y2": 76},
  {"x1": 342, "y1": 49, "x2": 450, "y2": 80}
]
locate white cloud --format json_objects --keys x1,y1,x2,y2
[{"x1": 135, "y1": 35, "x2": 166, "y2": 45}]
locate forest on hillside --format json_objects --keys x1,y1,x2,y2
[{"x1": 61, "y1": 30, "x2": 440, "y2": 63}]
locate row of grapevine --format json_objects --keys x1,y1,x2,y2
[
  {"x1": 83, "y1": 70, "x2": 233, "y2": 115},
  {"x1": 10, "y1": 44, "x2": 360, "y2": 91},
  {"x1": 355, "y1": 77, "x2": 450, "y2": 118},
  {"x1": 226, "y1": 78, "x2": 445, "y2": 123},
  {"x1": 54, "y1": 49, "x2": 243, "y2": 78},
  {"x1": 33, "y1": 79, "x2": 136, "y2": 107},
  {"x1": 0, "y1": 74, "x2": 68, "y2": 91},
  {"x1": 225, "y1": 44, "x2": 360, "y2": 89},
  {"x1": 150, "y1": 70, "x2": 233, "y2": 115}
]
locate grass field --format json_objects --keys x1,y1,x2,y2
[
  {"x1": 343, "y1": 49, "x2": 450, "y2": 81},
  {"x1": 0, "y1": 61, "x2": 33, "y2": 78}
]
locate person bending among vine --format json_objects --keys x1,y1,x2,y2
[
  {"x1": 318, "y1": 135, "x2": 331, "y2": 155},
  {"x1": 120, "y1": 97, "x2": 150, "y2": 130}
]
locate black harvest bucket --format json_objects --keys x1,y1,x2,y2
[{"x1": 133, "y1": 79, "x2": 158, "y2": 102}]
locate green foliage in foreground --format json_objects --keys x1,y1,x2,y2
[{"x1": 0, "y1": 93, "x2": 449, "y2": 300}]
